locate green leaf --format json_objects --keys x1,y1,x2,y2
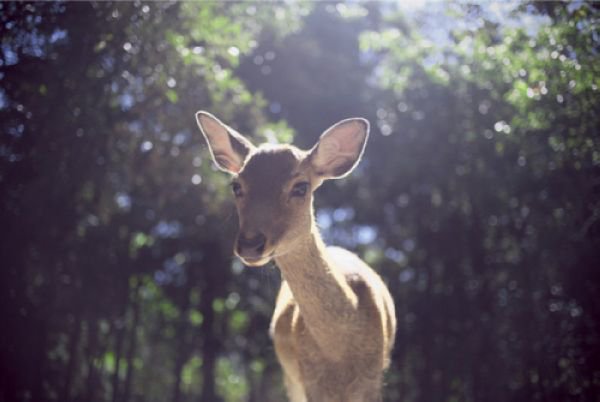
[{"x1": 166, "y1": 89, "x2": 178, "y2": 103}]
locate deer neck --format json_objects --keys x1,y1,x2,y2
[
  {"x1": 275, "y1": 223, "x2": 327, "y2": 275},
  {"x1": 274, "y1": 221, "x2": 358, "y2": 357}
]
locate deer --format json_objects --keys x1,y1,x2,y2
[{"x1": 195, "y1": 111, "x2": 396, "y2": 402}]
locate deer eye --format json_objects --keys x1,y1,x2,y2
[
  {"x1": 231, "y1": 181, "x2": 243, "y2": 198},
  {"x1": 291, "y1": 182, "x2": 309, "y2": 197}
]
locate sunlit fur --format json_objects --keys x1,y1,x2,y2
[
  {"x1": 233, "y1": 144, "x2": 396, "y2": 401},
  {"x1": 197, "y1": 112, "x2": 396, "y2": 401}
]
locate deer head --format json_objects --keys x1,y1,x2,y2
[{"x1": 196, "y1": 111, "x2": 369, "y2": 266}]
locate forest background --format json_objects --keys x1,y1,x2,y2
[{"x1": 1, "y1": 2, "x2": 599, "y2": 402}]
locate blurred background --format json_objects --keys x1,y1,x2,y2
[{"x1": 1, "y1": 2, "x2": 599, "y2": 402}]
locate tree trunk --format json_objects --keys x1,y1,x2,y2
[
  {"x1": 122, "y1": 284, "x2": 141, "y2": 402},
  {"x1": 61, "y1": 312, "x2": 83, "y2": 402},
  {"x1": 172, "y1": 281, "x2": 193, "y2": 402},
  {"x1": 32, "y1": 318, "x2": 48, "y2": 402},
  {"x1": 84, "y1": 319, "x2": 99, "y2": 402},
  {"x1": 111, "y1": 317, "x2": 126, "y2": 402},
  {"x1": 199, "y1": 255, "x2": 222, "y2": 402}
]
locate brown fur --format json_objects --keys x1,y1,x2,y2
[
  {"x1": 196, "y1": 112, "x2": 397, "y2": 401},
  {"x1": 271, "y1": 241, "x2": 396, "y2": 402}
]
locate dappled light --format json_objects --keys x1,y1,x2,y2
[{"x1": 1, "y1": 2, "x2": 599, "y2": 402}]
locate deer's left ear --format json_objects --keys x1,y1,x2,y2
[{"x1": 309, "y1": 118, "x2": 369, "y2": 179}]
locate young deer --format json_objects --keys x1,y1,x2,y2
[{"x1": 196, "y1": 111, "x2": 396, "y2": 402}]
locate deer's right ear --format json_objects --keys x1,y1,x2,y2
[{"x1": 195, "y1": 111, "x2": 255, "y2": 174}]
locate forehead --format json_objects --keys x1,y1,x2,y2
[{"x1": 238, "y1": 146, "x2": 304, "y2": 190}]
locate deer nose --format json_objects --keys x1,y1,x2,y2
[{"x1": 237, "y1": 232, "x2": 266, "y2": 255}]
